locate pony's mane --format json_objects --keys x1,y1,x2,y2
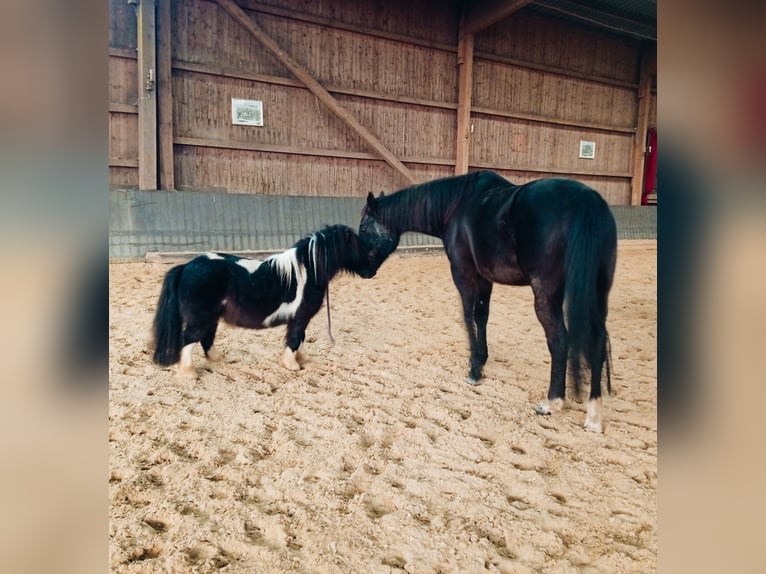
[
  {"x1": 265, "y1": 248, "x2": 299, "y2": 283},
  {"x1": 294, "y1": 224, "x2": 362, "y2": 286},
  {"x1": 376, "y1": 171, "x2": 508, "y2": 232}
]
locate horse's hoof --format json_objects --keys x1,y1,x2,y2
[
  {"x1": 465, "y1": 376, "x2": 482, "y2": 386},
  {"x1": 534, "y1": 401, "x2": 552, "y2": 415},
  {"x1": 583, "y1": 420, "x2": 603, "y2": 433}
]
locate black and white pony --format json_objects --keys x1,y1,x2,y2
[
  {"x1": 151, "y1": 224, "x2": 384, "y2": 377},
  {"x1": 359, "y1": 171, "x2": 617, "y2": 432}
]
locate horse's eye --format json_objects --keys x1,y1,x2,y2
[{"x1": 360, "y1": 224, "x2": 367, "y2": 233}]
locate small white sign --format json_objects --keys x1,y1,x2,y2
[
  {"x1": 232, "y1": 98, "x2": 263, "y2": 126},
  {"x1": 579, "y1": 140, "x2": 596, "y2": 159}
]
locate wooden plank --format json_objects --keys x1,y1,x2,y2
[
  {"x1": 214, "y1": 0, "x2": 417, "y2": 185},
  {"x1": 464, "y1": 0, "x2": 532, "y2": 34},
  {"x1": 455, "y1": 12, "x2": 474, "y2": 175},
  {"x1": 174, "y1": 60, "x2": 458, "y2": 110},
  {"x1": 630, "y1": 46, "x2": 653, "y2": 205},
  {"x1": 137, "y1": 0, "x2": 157, "y2": 190},
  {"x1": 109, "y1": 103, "x2": 138, "y2": 115},
  {"x1": 175, "y1": 136, "x2": 454, "y2": 166},
  {"x1": 472, "y1": 107, "x2": 636, "y2": 134},
  {"x1": 469, "y1": 159, "x2": 632, "y2": 178},
  {"x1": 110, "y1": 158, "x2": 139, "y2": 168},
  {"x1": 109, "y1": 47, "x2": 137, "y2": 60},
  {"x1": 172, "y1": 59, "x2": 630, "y2": 135},
  {"x1": 477, "y1": 51, "x2": 638, "y2": 90},
  {"x1": 157, "y1": 0, "x2": 174, "y2": 190},
  {"x1": 235, "y1": 0, "x2": 456, "y2": 53}
]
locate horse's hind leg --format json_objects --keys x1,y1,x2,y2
[
  {"x1": 531, "y1": 283, "x2": 568, "y2": 416},
  {"x1": 583, "y1": 327, "x2": 608, "y2": 433}
]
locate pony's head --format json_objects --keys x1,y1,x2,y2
[
  {"x1": 359, "y1": 191, "x2": 400, "y2": 270},
  {"x1": 310, "y1": 224, "x2": 389, "y2": 280}
]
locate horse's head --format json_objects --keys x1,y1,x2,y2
[{"x1": 359, "y1": 191, "x2": 399, "y2": 272}]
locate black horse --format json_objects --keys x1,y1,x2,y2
[
  {"x1": 151, "y1": 224, "x2": 385, "y2": 377},
  {"x1": 359, "y1": 171, "x2": 617, "y2": 432}
]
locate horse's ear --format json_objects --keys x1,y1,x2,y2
[
  {"x1": 366, "y1": 192, "x2": 377, "y2": 211},
  {"x1": 378, "y1": 191, "x2": 385, "y2": 198}
]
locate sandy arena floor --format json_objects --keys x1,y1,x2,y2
[{"x1": 109, "y1": 245, "x2": 656, "y2": 573}]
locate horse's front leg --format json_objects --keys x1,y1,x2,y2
[
  {"x1": 450, "y1": 269, "x2": 483, "y2": 384},
  {"x1": 473, "y1": 277, "x2": 493, "y2": 374}
]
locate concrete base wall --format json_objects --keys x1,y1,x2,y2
[{"x1": 110, "y1": 190, "x2": 656, "y2": 259}]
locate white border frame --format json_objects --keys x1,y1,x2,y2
[
  {"x1": 231, "y1": 98, "x2": 264, "y2": 126},
  {"x1": 579, "y1": 140, "x2": 596, "y2": 159}
]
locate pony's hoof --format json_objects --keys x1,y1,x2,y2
[
  {"x1": 280, "y1": 347, "x2": 302, "y2": 371},
  {"x1": 534, "y1": 401, "x2": 552, "y2": 415},
  {"x1": 465, "y1": 376, "x2": 482, "y2": 386},
  {"x1": 205, "y1": 347, "x2": 224, "y2": 363},
  {"x1": 175, "y1": 365, "x2": 197, "y2": 379}
]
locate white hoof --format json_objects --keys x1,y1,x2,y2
[
  {"x1": 465, "y1": 376, "x2": 482, "y2": 386},
  {"x1": 583, "y1": 398, "x2": 603, "y2": 433},
  {"x1": 175, "y1": 364, "x2": 197, "y2": 379},
  {"x1": 280, "y1": 347, "x2": 302, "y2": 371},
  {"x1": 534, "y1": 398, "x2": 564, "y2": 416}
]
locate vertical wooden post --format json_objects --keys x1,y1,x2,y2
[
  {"x1": 156, "y1": 0, "x2": 174, "y2": 190},
  {"x1": 455, "y1": 10, "x2": 474, "y2": 175},
  {"x1": 137, "y1": 0, "x2": 158, "y2": 190},
  {"x1": 630, "y1": 46, "x2": 653, "y2": 205}
]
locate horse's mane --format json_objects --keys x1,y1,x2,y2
[{"x1": 376, "y1": 170, "x2": 508, "y2": 232}]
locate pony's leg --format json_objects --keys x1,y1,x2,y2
[
  {"x1": 583, "y1": 327, "x2": 608, "y2": 433},
  {"x1": 530, "y1": 283, "x2": 568, "y2": 416},
  {"x1": 201, "y1": 323, "x2": 223, "y2": 362},
  {"x1": 177, "y1": 316, "x2": 214, "y2": 378},
  {"x1": 295, "y1": 343, "x2": 308, "y2": 365},
  {"x1": 176, "y1": 343, "x2": 197, "y2": 378},
  {"x1": 281, "y1": 319, "x2": 308, "y2": 371}
]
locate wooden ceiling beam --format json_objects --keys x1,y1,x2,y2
[
  {"x1": 214, "y1": 0, "x2": 418, "y2": 185},
  {"x1": 463, "y1": 0, "x2": 533, "y2": 34}
]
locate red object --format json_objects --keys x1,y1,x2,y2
[{"x1": 642, "y1": 128, "x2": 657, "y2": 205}]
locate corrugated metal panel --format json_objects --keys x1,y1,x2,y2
[{"x1": 110, "y1": 191, "x2": 655, "y2": 259}]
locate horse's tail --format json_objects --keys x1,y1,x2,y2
[
  {"x1": 151, "y1": 264, "x2": 185, "y2": 366},
  {"x1": 564, "y1": 190, "x2": 617, "y2": 397}
]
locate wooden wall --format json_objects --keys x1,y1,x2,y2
[{"x1": 108, "y1": 0, "x2": 656, "y2": 205}]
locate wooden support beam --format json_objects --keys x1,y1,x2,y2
[
  {"x1": 156, "y1": 0, "x2": 175, "y2": 190},
  {"x1": 455, "y1": 12, "x2": 474, "y2": 175},
  {"x1": 214, "y1": 0, "x2": 417, "y2": 185},
  {"x1": 464, "y1": 0, "x2": 532, "y2": 34},
  {"x1": 630, "y1": 46, "x2": 654, "y2": 205},
  {"x1": 137, "y1": 0, "x2": 158, "y2": 190}
]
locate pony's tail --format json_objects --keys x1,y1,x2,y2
[
  {"x1": 564, "y1": 193, "x2": 617, "y2": 397},
  {"x1": 151, "y1": 264, "x2": 185, "y2": 366}
]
